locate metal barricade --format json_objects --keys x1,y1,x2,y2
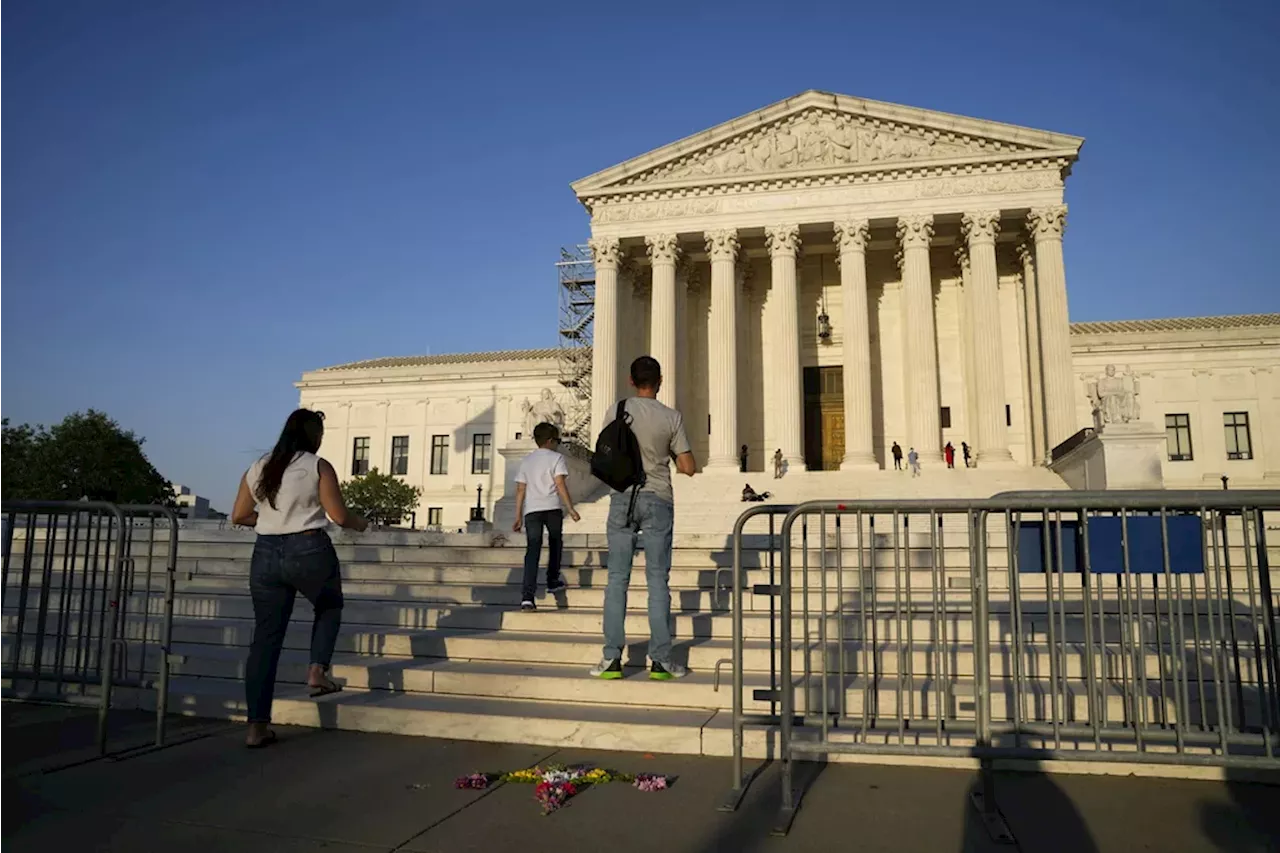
[
  {"x1": 1, "y1": 501, "x2": 180, "y2": 754},
  {"x1": 718, "y1": 490, "x2": 1280, "y2": 839}
]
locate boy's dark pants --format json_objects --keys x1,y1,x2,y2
[{"x1": 521, "y1": 509, "x2": 564, "y2": 600}]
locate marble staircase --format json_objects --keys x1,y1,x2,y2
[{"x1": 4, "y1": 511, "x2": 1276, "y2": 770}]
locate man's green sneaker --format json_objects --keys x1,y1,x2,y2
[
  {"x1": 589, "y1": 658, "x2": 622, "y2": 679},
  {"x1": 649, "y1": 661, "x2": 689, "y2": 680}
]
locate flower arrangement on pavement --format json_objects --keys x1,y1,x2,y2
[{"x1": 449, "y1": 763, "x2": 671, "y2": 814}]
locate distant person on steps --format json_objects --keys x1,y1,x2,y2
[
  {"x1": 512, "y1": 421, "x2": 579, "y2": 612},
  {"x1": 773, "y1": 448, "x2": 784, "y2": 479},
  {"x1": 944, "y1": 442, "x2": 956, "y2": 469},
  {"x1": 908, "y1": 447, "x2": 921, "y2": 477},
  {"x1": 231, "y1": 409, "x2": 369, "y2": 749},
  {"x1": 891, "y1": 441, "x2": 904, "y2": 471},
  {"x1": 962, "y1": 441, "x2": 972, "y2": 468},
  {"x1": 591, "y1": 356, "x2": 696, "y2": 681}
]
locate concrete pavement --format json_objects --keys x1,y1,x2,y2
[{"x1": 4, "y1": 703, "x2": 1278, "y2": 852}]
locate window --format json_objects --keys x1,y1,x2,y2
[
  {"x1": 940, "y1": 407, "x2": 952, "y2": 429},
  {"x1": 426, "y1": 507, "x2": 443, "y2": 528},
  {"x1": 1005, "y1": 405, "x2": 1012, "y2": 427},
  {"x1": 472, "y1": 433, "x2": 492, "y2": 474},
  {"x1": 1165, "y1": 414, "x2": 1193, "y2": 461},
  {"x1": 430, "y1": 435, "x2": 449, "y2": 475},
  {"x1": 390, "y1": 436, "x2": 410, "y2": 476},
  {"x1": 351, "y1": 437, "x2": 370, "y2": 476},
  {"x1": 1224, "y1": 412, "x2": 1252, "y2": 460}
]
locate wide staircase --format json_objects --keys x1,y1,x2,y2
[{"x1": 4, "y1": 496, "x2": 1277, "y2": 767}]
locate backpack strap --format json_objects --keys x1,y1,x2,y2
[{"x1": 616, "y1": 399, "x2": 627, "y2": 422}]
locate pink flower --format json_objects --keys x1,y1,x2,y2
[{"x1": 633, "y1": 774, "x2": 668, "y2": 792}]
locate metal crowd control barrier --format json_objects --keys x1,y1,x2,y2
[
  {"x1": 2, "y1": 501, "x2": 180, "y2": 755},
  {"x1": 718, "y1": 490, "x2": 1280, "y2": 840}
]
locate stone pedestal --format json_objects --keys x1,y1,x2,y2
[{"x1": 1050, "y1": 423, "x2": 1166, "y2": 491}]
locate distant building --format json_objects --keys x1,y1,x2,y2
[{"x1": 171, "y1": 484, "x2": 215, "y2": 519}]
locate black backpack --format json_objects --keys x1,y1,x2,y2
[{"x1": 591, "y1": 400, "x2": 646, "y2": 519}]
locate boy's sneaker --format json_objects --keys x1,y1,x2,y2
[
  {"x1": 649, "y1": 661, "x2": 689, "y2": 681},
  {"x1": 546, "y1": 578, "x2": 568, "y2": 594},
  {"x1": 520, "y1": 600, "x2": 536, "y2": 612},
  {"x1": 589, "y1": 658, "x2": 622, "y2": 680}
]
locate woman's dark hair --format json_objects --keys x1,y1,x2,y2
[{"x1": 255, "y1": 409, "x2": 325, "y2": 508}]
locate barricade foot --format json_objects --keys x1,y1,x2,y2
[
  {"x1": 969, "y1": 789, "x2": 1016, "y2": 845},
  {"x1": 770, "y1": 801, "x2": 798, "y2": 837},
  {"x1": 716, "y1": 782, "x2": 749, "y2": 812}
]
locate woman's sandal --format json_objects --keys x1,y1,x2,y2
[
  {"x1": 245, "y1": 730, "x2": 278, "y2": 749},
  {"x1": 309, "y1": 679, "x2": 343, "y2": 698}
]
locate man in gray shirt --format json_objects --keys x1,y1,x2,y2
[{"x1": 589, "y1": 356, "x2": 696, "y2": 681}]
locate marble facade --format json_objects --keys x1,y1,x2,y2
[
  {"x1": 297, "y1": 92, "x2": 1280, "y2": 529},
  {"x1": 574, "y1": 90, "x2": 1082, "y2": 471}
]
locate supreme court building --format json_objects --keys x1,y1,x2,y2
[{"x1": 299, "y1": 91, "x2": 1280, "y2": 530}]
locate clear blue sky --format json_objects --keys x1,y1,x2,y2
[{"x1": 4, "y1": 0, "x2": 1277, "y2": 510}]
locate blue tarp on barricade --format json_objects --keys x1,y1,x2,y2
[{"x1": 1016, "y1": 514, "x2": 1205, "y2": 575}]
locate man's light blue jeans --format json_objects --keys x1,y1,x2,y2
[{"x1": 602, "y1": 490, "x2": 675, "y2": 665}]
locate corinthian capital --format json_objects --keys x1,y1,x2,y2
[
  {"x1": 764, "y1": 224, "x2": 801, "y2": 258},
  {"x1": 704, "y1": 228, "x2": 740, "y2": 262},
  {"x1": 896, "y1": 214, "x2": 935, "y2": 251},
  {"x1": 961, "y1": 211, "x2": 1001, "y2": 245},
  {"x1": 1027, "y1": 205, "x2": 1068, "y2": 240},
  {"x1": 588, "y1": 236, "x2": 623, "y2": 270},
  {"x1": 833, "y1": 219, "x2": 871, "y2": 257},
  {"x1": 645, "y1": 234, "x2": 681, "y2": 266}
]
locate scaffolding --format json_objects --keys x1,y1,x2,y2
[{"x1": 556, "y1": 245, "x2": 595, "y2": 442}]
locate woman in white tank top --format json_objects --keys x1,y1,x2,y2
[{"x1": 231, "y1": 408, "x2": 369, "y2": 748}]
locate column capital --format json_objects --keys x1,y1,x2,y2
[
  {"x1": 764, "y1": 224, "x2": 802, "y2": 258},
  {"x1": 644, "y1": 233, "x2": 681, "y2": 266},
  {"x1": 704, "y1": 228, "x2": 740, "y2": 262},
  {"x1": 1027, "y1": 205, "x2": 1068, "y2": 240},
  {"x1": 961, "y1": 210, "x2": 1001, "y2": 246},
  {"x1": 588, "y1": 236, "x2": 623, "y2": 269},
  {"x1": 896, "y1": 214, "x2": 935, "y2": 250},
  {"x1": 833, "y1": 219, "x2": 871, "y2": 259}
]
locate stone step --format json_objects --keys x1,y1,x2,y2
[
  {"x1": 35, "y1": 639, "x2": 1244, "y2": 726},
  {"x1": 7, "y1": 613, "x2": 1267, "y2": 684}
]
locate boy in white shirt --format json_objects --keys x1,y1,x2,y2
[{"x1": 513, "y1": 422, "x2": 580, "y2": 611}]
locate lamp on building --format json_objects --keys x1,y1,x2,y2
[{"x1": 817, "y1": 257, "x2": 833, "y2": 343}]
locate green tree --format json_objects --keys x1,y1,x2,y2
[
  {"x1": 340, "y1": 468, "x2": 423, "y2": 526},
  {"x1": 1, "y1": 411, "x2": 175, "y2": 505},
  {"x1": 0, "y1": 417, "x2": 37, "y2": 499}
]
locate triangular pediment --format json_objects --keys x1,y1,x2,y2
[{"x1": 572, "y1": 90, "x2": 1083, "y2": 197}]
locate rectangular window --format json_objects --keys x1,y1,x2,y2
[
  {"x1": 351, "y1": 437, "x2": 370, "y2": 476},
  {"x1": 426, "y1": 507, "x2": 443, "y2": 528},
  {"x1": 471, "y1": 433, "x2": 492, "y2": 474},
  {"x1": 430, "y1": 435, "x2": 449, "y2": 475},
  {"x1": 1224, "y1": 412, "x2": 1253, "y2": 460},
  {"x1": 940, "y1": 407, "x2": 952, "y2": 429},
  {"x1": 1165, "y1": 414, "x2": 1193, "y2": 461},
  {"x1": 390, "y1": 435, "x2": 410, "y2": 476},
  {"x1": 1005, "y1": 404, "x2": 1012, "y2": 427}
]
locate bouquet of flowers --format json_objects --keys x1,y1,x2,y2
[{"x1": 446, "y1": 763, "x2": 671, "y2": 815}]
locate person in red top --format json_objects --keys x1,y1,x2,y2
[{"x1": 944, "y1": 442, "x2": 956, "y2": 469}]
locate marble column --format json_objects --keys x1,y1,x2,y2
[
  {"x1": 589, "y1": 237, "x2": 622, "y2": 440},
  {"x1": 765, "y1": 224, "x2": 806, "y2": 471},
  {"x1": 1018, "y1": 241, "x2": 1046, "y2": 464},
  {"x1": 1027, "y1": 205, "x2": 1075, "y2": 453},
  {"x1": 962, "y1": 211, "x2": 1012, "y2": 464},
  {"x1": 646, "y1": 234, "x2": 680, "y2": 409},
  {"x1": 897, "y1": 214, "x2": 942, "y2": 463},
  {"x1": 705, "y1": 228, "x2": 740, "y2": 470},
  {"x1": 834, "y1": 219, "x2": 877, "y2": 469},
  {"x1": 674, "y1": 259, "x2": 691, "y2": 415}
]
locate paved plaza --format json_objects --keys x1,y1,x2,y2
[{"x1": 4, "y1": 704, "x2": 1278, "y2": 852}]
